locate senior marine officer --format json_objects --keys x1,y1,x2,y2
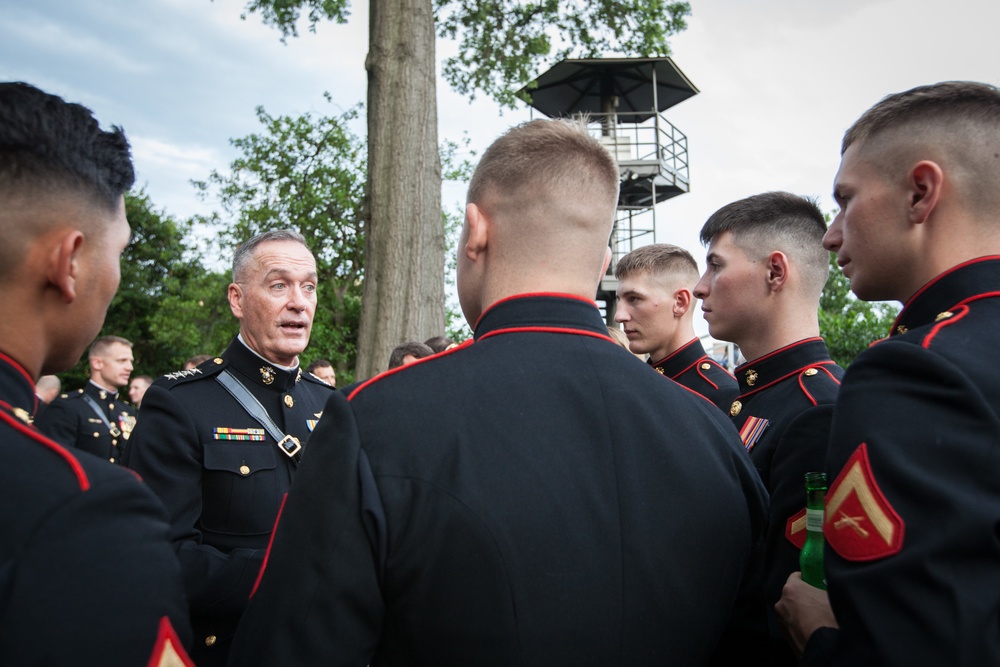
[
  {"x1": 124, "y1": 228, "x2": 334, "y2": 666},
  {"x1": 36, "y1": 334, "x2": 136, "y2": 463}
]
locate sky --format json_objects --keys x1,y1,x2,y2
[{"x1": 2, "y1": 0, "x2": 999, "y2": 335}]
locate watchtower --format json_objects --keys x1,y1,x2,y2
[{"x1": 518, "y1": 57, "x2": 698, "y2": 323}]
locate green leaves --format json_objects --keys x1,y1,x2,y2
[
  {"x1": 434, "y1": 0, "x2": 691, "y2": 107},
  {"x1": 240, "y1": 0, "x2": 350, "y2": 41},
  {"x1": 819, "y1": 252, "x2": 900, "y2": 367}
]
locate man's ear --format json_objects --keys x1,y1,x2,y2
[
  {"x1": 673, "y1": 287, "x2": 692, "y2": 316},
  {"x1": 599, "y1": 246, "x2": 613, "y2": 282},
  {"x1": 766, "y1": 251, "x2": 789, "y2": 291},
  {"x1": 227, "y1": 282, "x2": 243, "y2": 319},
  {"x1": 908, "y1": 160, "x2": 944, "y2": 225},
  {"x1": 463, "y1": 203, "x2": 490, "y2": 261},
  {"x1": 47, "y1": 230, "x2": 85, "y2": 304}
]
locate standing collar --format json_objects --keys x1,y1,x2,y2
[
  {"x1": 649, "y1": 338, "x2": 705, "y2": 377},
  {"x1": 0, "y1": 352, "x2": 39, "y2": 421},
  {"x1": 891, "y1": 256, "x2": 1000, "y2": 336},
  {"x1": 473, "y1": 293, "x2": 610, "y2": 341},
  {"x1": 734, "y1": 337, "x2": 835, "y2": 396},
  {"x1": 225, "y1": 337, "x2": 302, "y2": 392},
  {"x1": 87, "y1": 380, "x2": 118, "y2": 401}
]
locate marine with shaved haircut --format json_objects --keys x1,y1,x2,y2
[
  {"x1": 695, "y1": 191, "x2": 845, "y2": 666},
  {"x1": 777, "y1": 81, "x2": 1000, "y2": 666},
  {"x1": 615, "y1": 243, "x2": 737, "y2": 410},
  {"x1": 0, "y1": 81, "x2": 191, "y2": 665},
  {"x1": 231, "y1": 118, "x2": 769, "y2": 665}
]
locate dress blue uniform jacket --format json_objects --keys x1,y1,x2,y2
[
  {"x1": 729, "y1": 337, "x2": 844, "y2": 664},
  {"x1": 805, "y1": 256, "x2": 1000, "y2": 666},
  {"x1": 230, "y1": 294, "x2": 770, "y2": 666},
  {"x1": 0, "y1": 353, "x2": 191, "y2": 664},
  {"x1": 36, "y1": 380, "x2": 135, "y2": 463},
  {"x1": 649, "y1": 337, "x2": 738, "y2": 412},
  {"x1": 124, "y1": 337, "x2": 334, "y2": 666}
]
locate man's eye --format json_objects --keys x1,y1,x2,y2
[
  {"x1": 303, "y1": 284, "x2": 317, "y2": 293},
  {"x1": 271, "y1": 283, "x2": 286, "y2": 291}
]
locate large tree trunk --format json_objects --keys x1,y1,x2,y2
[{"x1": 357, "y1": 0, "x2": 444, "y2": 379}]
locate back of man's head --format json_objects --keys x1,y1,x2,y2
[
  {"x1": 842, "y1": 81, "x2": 1000, "y2": 220},
  {"x1": 0, "y1": 82, "x2": 134, "y2": 206},
  {"x1": 388, "y1": 341, "x2": 434, "y2": 370},
  {"x1": 0, "y1": 84, "x2": 134, "y2": 278},
  {"x1": 467, "y1": 119, "x2": 620, "y2": 275},
  {"x1": 615, "y1": 244, "x2": 700, "y2": 288},
  {"x1": 700, "y1": 192, "x2": 829, "y2": 298}
]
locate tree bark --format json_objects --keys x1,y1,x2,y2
[{"x1": 357, "y1": 0, "x2": 444, "y2": 379}]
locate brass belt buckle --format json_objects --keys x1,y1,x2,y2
[{"x1": 276, "y1": 434, "x2": 302, "y2": 458}]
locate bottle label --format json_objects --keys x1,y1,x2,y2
[{"x1": 806, "y1": 508, "x2": 824, "y2": 532}]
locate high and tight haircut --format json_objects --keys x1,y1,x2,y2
[
  {"x1": 0, "y1": 82, "x2": 135, "y2": 210},
  {"x1": 615, "y1": 243, "x2": 700, "y2": 284},
  {"x1": 89, "y1": 335, "x2": 133, "y2": 359},
  {"x1": 232, "y1": 229, "x2": 309, "y2": 283},
  {"x1": 466, "y1": 118, "x2": 619, "y2": 212},
  {"x1": 700, "y1": 192, "x2": 829, "y2": 293},
  {"x1": 388, "y1": 341, "x2": 434, "y2": 370},
  {"x1": 842, "y1": 81, "x2": 1000, "y2": 155}
]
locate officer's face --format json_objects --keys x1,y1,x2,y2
[
  {"x1": 229, "y1": 240, "x2": 318, "y2": 367},
  {"x1": 694, "y1": 232, "x2": 769, "y2": 346},
  {"x1": 826, "y1": 144, "x2": 913, "y2": 302},
  {"x1": 615, "y1": 271, "x2": 682, "y2": 361},
  {"x1": 128, "y1": 377, "x2": 150, "y2": 405},
  {"x1": 95, "y1": 342, "x2": 134, "y2": 389},
  {"x1": 311, "y1": 365, "x2": 336, "y2": 385}
]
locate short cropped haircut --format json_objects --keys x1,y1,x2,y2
[
  {"x1": 0, "y1": 82, "x2": 134, "y2": 210},
  {"x1": 388, "y1": 341, "x2": 434, "y2": 370},
  {"x1": 615, "y1": 244, "x2": 699, "y2": 284},
  {"x1": 232, "y1": 229, "x2": 309, "y2": 283},
  {"x1": 423, "y1": 336, "x2": 456, "y2": 354},
  {"x1": 843, "y1": 81, "x2": 1000, "y2": 155},
  {"x1": 700, "y1": 192, "x2": 829, "y2": 295},
  {"x1": 467, "y1": 118, "x2": 619, "y2": 214},
  {"x1": 89, "y1": 335, "x2": 133, "y2": 359},
  {"x1": 131, "y1": 375, "x2": 153, "y2": 387}
]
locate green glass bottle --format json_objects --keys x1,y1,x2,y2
[{"x1": 800, "y1": 471, "x2": 828, "y2": 590}]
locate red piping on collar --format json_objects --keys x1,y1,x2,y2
[
  {"x1": 476, "y1": 326, "x2": 614, "y2": 344},
  {"x1": 893, "y1": 255, "x2": 1000, "y2": 332},
  {"x1": 349, "y1": 338, "x2": 473, "y2": 401},
  {"x1": 739, "y1": 359, "x2": 839, "y2": 400},
  {"x1": 473, "y1": 292, "x2": 597, "y2": 331},
  {"x1": 738, "y1": 337, "x2": 824, "y2": 368},
  {"x1": 650, "y1": 337, "x2": 700, "y2": 368},
  {"x1": 0, "y1": 409, "x2": 89, "y2": 491}
]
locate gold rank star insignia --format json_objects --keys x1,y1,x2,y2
[
  {"x1": 284, "y1": 395, "x2": 294, "y2": 408},
  {"x1": 260, "y1": 366, "x2": 276, "y2": 385},
  {"x1": 745, "y1": 369, "x2": 758, "y2": 387},
  {"x1": 730, "y1": 400, "x2": 742, "y2": 417},
  {"x1": 935, "y1": 311, "x2": 954, "y2": 322}
]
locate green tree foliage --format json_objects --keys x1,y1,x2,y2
[
  {"x1": 819, "y1": 253, "x2": 900, "y2": 367},
  {"x1": 193, "y1": 101, "x2": 367, "y2": 382}
]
